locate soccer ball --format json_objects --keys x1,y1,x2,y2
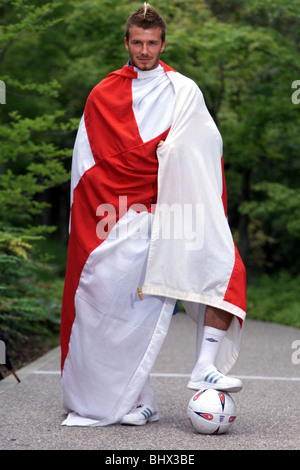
[{"x1": 187, "y1": 388, "x2": 236, "y2": 435}]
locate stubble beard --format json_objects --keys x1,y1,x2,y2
[{"x1": 129, "y1": 53, "x2": 161, "y2": 71}]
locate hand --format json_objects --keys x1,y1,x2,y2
[{"x1": 157, "y1": 140, "x2": 164, "y2": 148}]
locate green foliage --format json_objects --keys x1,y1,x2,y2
[
  {"x1": 0, "y1": 0, "x2": 73, "y2": 344},
  {"x1": 0, "y1": 228, "x2": 63, "y2": 342},
  {"x1": 241, "y1": 183, "x2": 300, "y2": 238},
  {"x1": 247, "y1": 271, "x2": 300, "y2": 328},
  {"x1": 0, "y1": 110, "x2": 76, "y2": 225}
]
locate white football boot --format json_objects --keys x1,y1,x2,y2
[
  {"x1": 187, "y1": 368, "x2": 243, "y2": 393},
  {"x1": 120, "y1": 403, "x2": 159, "y2": 426}
]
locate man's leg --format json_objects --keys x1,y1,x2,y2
[
  {"x1": 187, "y1": 305, "x2": 242, "y2": 392},
  {"x1": 205, "y1": 305, "x2": 233, "y2": 330}
]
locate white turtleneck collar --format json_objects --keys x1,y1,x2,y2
[
  {"x1": 131, "y1": 64, "x2": 175, "y2": 143},
  {"x1": 133, "y1": 63, "x2": 165, "y2": 79}
]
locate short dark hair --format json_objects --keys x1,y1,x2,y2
[{"x1": 125, "y1": 2, "x2": 166, "y2": 42}]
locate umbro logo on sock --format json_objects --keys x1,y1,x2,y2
[{"x1": 205, "y1": 337, "x2": 218, "y2": 342}]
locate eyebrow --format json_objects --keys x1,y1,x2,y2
[{"x1": 131, "y1": 39, "x2": 160, "y2": 43}]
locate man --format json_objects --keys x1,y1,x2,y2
[{"x1": 60, "y1": 3, "x2": 246, "y2": 427}]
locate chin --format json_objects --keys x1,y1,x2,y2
[
  {"x1": 138, "y1": 61, "x2": 159, "y2": 71},
  {"x1": 139, "y1": 65, "x2": 152, "y2": 71}
]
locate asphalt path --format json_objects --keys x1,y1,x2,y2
[{"x1": 0, "y1": 314, "x2": 299, "y2": 452}]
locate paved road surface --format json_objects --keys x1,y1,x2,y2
[{"x1": 0, "y1": 314, "x2": 299, "y2": 451}]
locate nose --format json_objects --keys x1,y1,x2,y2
[{"x1": 141, "y1": 43, "x2": 148, "y2": 55}]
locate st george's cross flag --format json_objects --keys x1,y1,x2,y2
[{"x1": 60, "y1": 61, "x2": 246, "y2": 426}]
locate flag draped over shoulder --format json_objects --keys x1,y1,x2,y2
[
  {"x1": 143, "y1": 70, "x2": 246, "y2": 318},
  {"x1": 60, "y1": 61, "x2": 246, "y2": 426}
]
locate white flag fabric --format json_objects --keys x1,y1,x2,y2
[{"x1": 60, "y1": 62, "x2": 246, "y2": 426}]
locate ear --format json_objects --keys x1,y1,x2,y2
[
  {"x1": 124, "y1": 37, "x2": 129, "y2": 51},
  {"x1": 160, "y1": 40, "x2": 166, "y2": 53}
]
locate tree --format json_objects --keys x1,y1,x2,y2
[{"x1": 0, "y1": 0, "x2": 76, "y2": 343}]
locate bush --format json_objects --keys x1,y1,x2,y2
[{"x1": 0, "y1": 229, "x2": 63, "y2": 345}]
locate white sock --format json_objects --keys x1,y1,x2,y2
[
  {"x1": 137, "y1": 376, "x2": 156, "y2": 407},
  {"x1": 191, "y1": 326, "x2": 226, "y2": 380}
]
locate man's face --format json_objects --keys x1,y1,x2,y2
[{"x1": 125, "y1": 26, "x2": 165, "y2": 71}]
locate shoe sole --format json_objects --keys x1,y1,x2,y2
[{"x1": 187, "y1": 381, "x2": 242, "y2": 393}]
